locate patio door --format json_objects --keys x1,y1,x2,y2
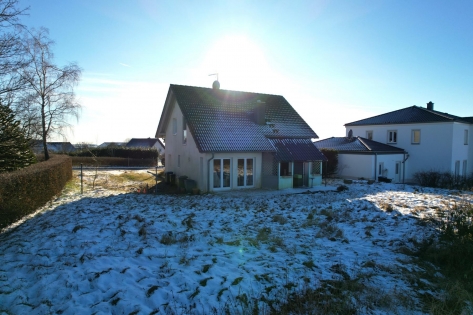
[
  {"x1": 395, "y1": 161, "x2": 402, "y2": 183},
  {"x1": 213, "y1": 159, "x2": 231, "y2": 189},
  {"x1": 237, "y1": 158, "x2": 254, "y2": 187}
]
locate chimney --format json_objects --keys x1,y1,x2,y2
[
  {"x1": 427, "y1": 101, "x2": 434, "y2": 110},
  {"x1": 254, "y1": 100, "x2": 266, "y2": 125}
]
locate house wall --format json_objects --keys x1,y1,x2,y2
[
  {"x1": 338, "y1": 154, "x2": 374, "y2": 180},
  {"x1": 164, "y1": 99, "x2": 206, "y2": 190},
  {"x1": 469, "y1": 125, "x2": 473, "y2": 174},
  {"x1": 348, "y1": 122, "x2": 470, "y2": 182}
]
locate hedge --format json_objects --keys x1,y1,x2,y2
[
  {"x1": 71, "y1": 157, "x2": 157, "y2": 167},
  {"x1": 0, "y1": 155, "x2": 72, "y2": 230},
  {"x1": 69, "y1": 147, "x2": 159, "y2": 159}
]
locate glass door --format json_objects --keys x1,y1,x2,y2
[
  {"x1": 237, "y1": 158, "x2": 254, "y2": 187},
  {"x1": 213, "y1": 159, "x2": 231, "y2": 189}
]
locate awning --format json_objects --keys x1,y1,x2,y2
[{"x1": 268, "y1": 138, "x2": 327, "y2": 162}]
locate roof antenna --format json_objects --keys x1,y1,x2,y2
[{"x1": 209, "y1": 73, "x2": 220, "y2": 90}]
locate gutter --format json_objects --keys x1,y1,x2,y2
[
  {"x1": 207, "y1": 153, "x2": 215, "y2": 193},
  {"x1": 402, "y1": 152, "x2": 409, "y2": 184}
]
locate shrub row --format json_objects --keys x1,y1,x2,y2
[
  {"x1": 70, "y1": 147, "x2": 159, "y2": 159},
  {"x1": 413, "y1": 170, "x2": 473, "y2": 190},
  {"x1": 0, "y1": 155, "x2": 72, "y2": 230},
  {"x1": 71, "y1": 157, "x2": 157, "y2": 167}
]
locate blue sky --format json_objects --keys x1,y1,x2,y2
[{"x1": 21, "y1": 0, "x2": 473, "y2": 144}]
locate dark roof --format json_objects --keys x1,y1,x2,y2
[
  {"x1": 269, "y1": 138, "x2": 327, "y2": 162},
  {"x1": 314, "y1": 137, "x2": 405, "y2": 153},
  {"x1": 462, "y1": 117, "x2": 473, "y2": 123},
  {"x1": 126, "y1": 138, "x2": 164, "y2": 148},
  {"x1": 345, "y1": 106, "x2": 472, "y2": 126},
  {"x1": 98, "y1": 142, "x2": 126, "y2": 148},
  {"x1": 168, "y1": 84, "x2": 317, "y2": 153}
]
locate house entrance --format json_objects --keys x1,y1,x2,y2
[
  {"x1": 213, "y1": 159, "x2": 231, "y2": 189},
  {"x1": 395, "y1": 161, "x2": 402, "y2": 183},
  {"x1": 237, "y1": 158, "x2": 254, "y2": 187},
  {"x1": 294, "y1": 162, "x2": 304, "y2": 188}
]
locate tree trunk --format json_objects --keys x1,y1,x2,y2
[{"x1": 41, "y1": 103, "x2": 49, "y2": 160}]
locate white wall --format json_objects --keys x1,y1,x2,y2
[
  {"x1": 348, "y1": 121, "x2": 470, "y2": 181},
  {"x1": 338, "y1": 154, "x2": 374, "y2": 180}
]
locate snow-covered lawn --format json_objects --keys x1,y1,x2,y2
[{"x1": 1, "y1": 174, "x2": 472, "y2": 314}]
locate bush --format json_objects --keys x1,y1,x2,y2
[
  {"x1": 0, "y1": 155, "x2": 72, "y2": 229},
  {"x1": 69, "y1": 147, "x2": 159, "y2": 159},
  {"x1": 71, "y1": 157, "x2": 157, "y2": 167},
  {"x1": 414, "y1": 170, "x2": 473, "y2": 190},
  {"x1": 320, "y1": 148, "x2": 338, "y2": 178}
]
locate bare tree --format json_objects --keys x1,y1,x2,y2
[
  {"x1": 19, "y1": 27, "x2": 81, "y2": 160},
  {"x1": 0, "y1": 0, "x2": 28, "y2": 102}
]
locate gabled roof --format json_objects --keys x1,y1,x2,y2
[
  {"x1": 269, "y1": 138, "x2": 327, "y2": 162},
  {"x1": 462, "y1": 117, "x2": 473, "y2": 124},
  {"x1": 98, "y1": 142, "x2": 126, "y2": 148},
  {"x1": 314, "y1": 137, "x2": 405, "y2": 154},
  {"x1": 31, "y1": 141, "x2": 76, "y2": 153},
  {"x1": 345, "y1": 106, "x2": 472, "y2": 126},
  {"x1": 157, "y1": 84, "x2": 318, "y2": 153},
  {"x1": 126, "y1": 138, "x2": 164, "y2": 149}
]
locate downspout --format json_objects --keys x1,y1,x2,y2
[
  {"x1": 402, "y1": 152, "x2": 410, "y2": 184},
  {"x1": 374, "y1": 153, "x2": 378, "y2": 182},
  {"x1": 207, "y1": 153, "x2": 215, "y2": 193}
]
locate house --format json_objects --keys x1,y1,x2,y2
[
  {"x1": 342, "y1": 102, "x2": 472, "y2": 182},
  {"x1": 155, "y1": 82, "x2": 326, "y2": 192},
  {"x1": 31, "y1": 141, "x2": 76, "y2": 154},
  {"x1": 126, "y1": 138, "x2": 165, "y2": 155},
  {"x1": 314, "y1": 136, "x2": 407, "y2": 183}
]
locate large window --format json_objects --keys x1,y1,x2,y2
[
  {"x1": 213, "y1": 159, "x2": 231, "y2": 189},
  {"x1": 387, "y1": 130, "x2": 397, "y2": 144},
  {"x1": 237, "y1": 158, "x2": 254, "y2": 187},
  {"x1": 411, "y1": 130, "x2": 421, "y2": 144}
]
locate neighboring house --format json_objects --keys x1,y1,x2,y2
[
  {"x1": 31, "y1": 141, "x2": 76, "y2": 154},
  {"x1": 126, "y1": 138, "x2": 165, "y2": 155},
  {"x1": 155, "y1": 82, "x2": 326, "y2": 193},
  {"x1": 314, "y1": 136, "x2": 407, "y2": 183},
  {"x1": 343, "y1": 102, "x2": 472, "y2": 183},
  {"x1": 98, "y1": 142, "x2": 126, "y2": 148}
]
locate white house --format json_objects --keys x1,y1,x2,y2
[
  {"x1": 343, "y1": 102, "x2": 472, "y2": 183},
  {"x1": 314, "y1": 136, "x2": 407, "y2": 183},
  {"x1": 155, "y1": 82, "x2": 327, "y2": 193}
]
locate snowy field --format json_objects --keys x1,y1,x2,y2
[{"x1": 1, "y1": 174, "x2": 472, "y2": 314}]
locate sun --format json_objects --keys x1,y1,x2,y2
[{"x1": 201, "y1": 35, "x2": 272, "y2": 91}]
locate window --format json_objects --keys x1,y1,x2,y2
[
  {"x1": 237, "y1": 158, "x2": 254, "y2": 187},
  {"x1": 366, "y1": 131, "x2": 373, "y2": 140},
  {"x1": 387, "y1": 130, "x2": 397, "y2": 143},
  {"x1": 172, "y1": 118, "x2": 177, "y2": 135},
  {"x1": 280, "y1": 162, "x2": 291, "y2": 176},
  {"x1": 465, "y1": 130, "x2": 469, "y2": 145},
  {"x1": 182, "y1": 116, "x2": 187, "y2": 144},
  {"x1": 311, "y1": 161, "x2": 322, "y2": 175},
  {"x1": 411, "y1": 130, "x2": 421, "y2": 144},
  {"x1": 213, "y1": 159, "x2": 231, "y2": 188}
]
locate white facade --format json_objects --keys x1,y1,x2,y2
[{"x1": 347, "y1": 121, "x2": 471, "y2": 182}]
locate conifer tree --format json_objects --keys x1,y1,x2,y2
[{"x1": 0, "y1": 103, "x2": 36, "y2": 173}]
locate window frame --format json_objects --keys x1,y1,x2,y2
[
  {"x1": 411, "y1": 129, "x2": 421, "y2": 144},
  {"x1": 366, "y1": 130, "x2": 373, "y2": 140},
  {"x1": 387, "y1": 130, "x2": 397, "y2": 144},
  {"x1": 182, "y1": 116, "x2": 187, "y2": 145}
]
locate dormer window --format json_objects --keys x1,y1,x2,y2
[
  {"x1": 366, "y1": 131, "x2": 373, "y2": 140},
  {"x1": 387, "y1": 130, "x2": 397, "y2": 144}
]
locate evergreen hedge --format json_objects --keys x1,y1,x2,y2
[
  {"x1": 69, "y1": 147, "x2": 159, "y2": 159},
  {"x1": 0, "y1": 155, "x2": 72, "y2": 230}
]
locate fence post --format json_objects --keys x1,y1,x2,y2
[{"x1": 80, "y1": 163, "x2": 83, "y2": 194}]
